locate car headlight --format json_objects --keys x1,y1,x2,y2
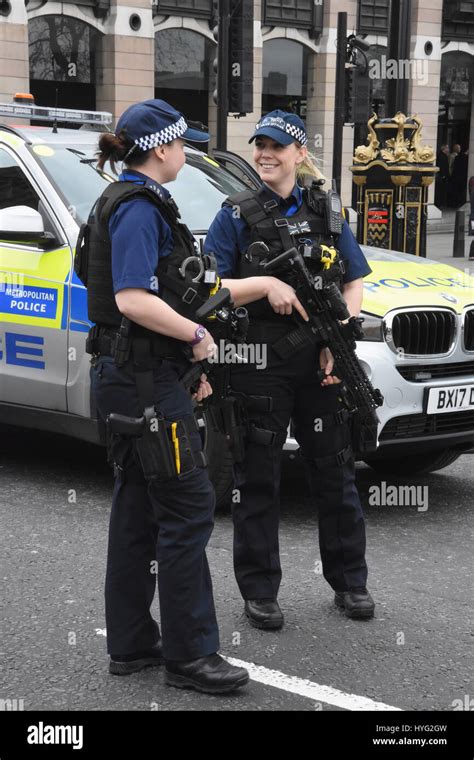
[{"x1": 359, "y1": 312, "x2": 384, "y2": 342}]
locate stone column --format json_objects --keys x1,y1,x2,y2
[
  {"x1": 96, "y1": 0, "x2": 155, "y2": 124},
  {"x1": 305, "y1": 0, "x2": 358, "y2": 207},
  {"x1": 0, "y1": 2, "x2": 29, "y2": 110},
  {"x1": 407, "y1": 0, "x2": 444, "y2": 216}
]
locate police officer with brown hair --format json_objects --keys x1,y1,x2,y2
[{"x1": 81, "y1": 99, "x2": 248, "y2": 693}]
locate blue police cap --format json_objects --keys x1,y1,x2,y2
[
  {"x1": 116, "y1": 99, "x2": 209, "y2": 152},
  {"x1": 249, "y1": 110, "x2": 308, "y2": 146}
]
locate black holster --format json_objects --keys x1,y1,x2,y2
[
  {"x1": 107, "y1": 406, "x2": 206, "y2": 483},
  {"x1": 207, "y1": 396, "x2": 247, "y2": 464}
]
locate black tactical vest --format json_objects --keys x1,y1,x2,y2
[
  {"x1": 76, "y1": 181, "x2": 215, "y2": 357},
  {"x1": 224, "y1": 183, "x2": 344, "y2": 321}
]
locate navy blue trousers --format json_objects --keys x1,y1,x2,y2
[
  {"x1": 91, "y1": 356, "x2": 219, "y2": 661},
  {"x1": 230, "y1": 322, "x2": 368, "y2": 600}
]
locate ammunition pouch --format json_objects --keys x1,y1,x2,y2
[
  {"x1": 207, "y1": 396, "x2": 247, "y2": 464},
  {"x1": 86, "y1": 324, "x2": 132, "y2": 366},
  {"x1": 230, "y1": 390, "x2": 289, "y2": 449},
  {"x1": 135, "y1": 411, "x2": 206, "y2": 482}
]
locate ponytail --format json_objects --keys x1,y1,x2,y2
[
  {"x1": 97, "y1": 130, "x2": 148, "y2": 174},
  {"x1": 296, "y1": 145, "x2": 326, "y2": 185}
]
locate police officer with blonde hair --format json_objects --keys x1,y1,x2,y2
[{"x1": 205, "y1": 111, "x2": 375, "y2": 629}]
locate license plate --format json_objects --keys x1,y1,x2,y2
[{"x1": 426, "y1": 384, "x2": 474, "y2": 414}]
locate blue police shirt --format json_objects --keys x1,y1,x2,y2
[
  {"x1": 204, "y1": 183, "x2": 372, "y2": 283},
  {"x1": 109, "y1": 169, "x2": 173, "y2": 294}
]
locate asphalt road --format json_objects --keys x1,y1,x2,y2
[{"x1": 0, "y1": 429, "x2": 472, "y2": 712}]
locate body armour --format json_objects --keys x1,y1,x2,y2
[
  {"x1": 224, "y1": 183, "x2": 344, "y2": 321},
  {"x1": 76, "y1": 181, "x2": 215, "y2": 357}
]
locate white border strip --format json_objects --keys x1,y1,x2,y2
[{"x1": 225, "y1": 657, "x2": 402, "y2": 711}]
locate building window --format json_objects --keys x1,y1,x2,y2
[
  {"x1": 29, "y1": 15, "x2": 99, "y2": 83},
  {"x1": 155, "y1": 29, "x2": 214, "y2": 124},
  {"x1": 439, "y1": 51, "x2": 473, "y2": 150},
  {"x1": 262, "y1": 38, "x2": 311, "y2": 117},
  {"x1": 365, "y1": 44, "x2": 387, "y2": 116},
  {"x1": 28, "y1": 15, "x2": 99, "y2": 112},
  {"x1": 442, "y1": 0, "x2": 474, "y2": 41},
  {"x1": 152, "y1": 0, "x2": 213, "y2": 19},
  {"x1": 263, "y1": 0, "x2": 315, "y2": 30},
  {"x1": 358, "y1": 0, "x2": 389, "y2": 35}
]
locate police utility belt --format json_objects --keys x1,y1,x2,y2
[{"x1": 89, "y1": 324, "x2": 206, "y2": 481}]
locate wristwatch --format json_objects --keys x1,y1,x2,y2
[{"x1": 188, "y1": 325, "x2": 207, "y2": 346}]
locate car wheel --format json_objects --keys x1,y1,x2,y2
[
  {"x1": 194, "y1": 405, "x2": 234, "y2": 511},
  {"x1": 364, "y1": 448, "x2": 463, "y2": 476}
]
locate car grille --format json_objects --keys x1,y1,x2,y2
[
  {"x1": 396, "y1": 361, "x2": 474, "y2": 382},
  {"x1": 464, "y1": 310, "x2": 474, "y2": 351},
  {"x1": 389, "y1": 310, "x2": 455, "y2": 355},
  {"x1": 379, "y1": 411, "x2": 474, "y2": 441}
]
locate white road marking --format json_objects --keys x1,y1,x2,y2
[
  {"x1": 225, "y1": 657, "x2": 402, "y2": 711},
  {"x1": 93, "y1": 628, "x2": 401, "y2": 710}
]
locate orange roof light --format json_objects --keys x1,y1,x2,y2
[{"x1": 13, "y1": 93, "x2": 35, "y2": 104}]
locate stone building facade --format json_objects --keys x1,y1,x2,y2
[{"x1": 1, "y1": 0, "x2": 473, "y2": 210}]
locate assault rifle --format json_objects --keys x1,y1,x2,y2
[{"x1": 263, "y1": 247, "x2": 384, "y2": 453}]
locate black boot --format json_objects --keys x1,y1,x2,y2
[
  {"x1": 109, "y1": 640, "x2": 163, "y2": 675},
  {"x1": 165, "y1": 653, "x2": 249, "y2": 694},
  {"x1": 335, "y1": 588, "x2": 375, "y2": 619},
  {"x1": 244, "y1": 599, "x2": 284, "y2": 629}
]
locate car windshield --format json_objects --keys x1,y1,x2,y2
[
  {"x1": 30, "y1": 143, "x2": 247, "y2": 229},
  {"x1": 29, "y1": 144, "x2": 113, "y2": 226}
]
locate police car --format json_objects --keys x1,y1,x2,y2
[{"x1": 1, "y1": 98, "x2": 474, "y2": 506}]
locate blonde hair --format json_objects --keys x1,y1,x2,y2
[{"x1": 296, "y1": 145, "x2": 326, "y2": 184}]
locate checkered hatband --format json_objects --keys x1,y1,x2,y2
[
  {"x1": 254, "y1": 117, "x2": 308, "y2": 146},
  {"x1": 285, "y1": 123, "x2": 308, "y2": 145},
  {"x1": 134, "y1": 116, "x2": 188, "y2": 151}
]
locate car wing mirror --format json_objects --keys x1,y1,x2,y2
[{"x1": 0, "y1": 205, "x2": 58, "y2": 249}]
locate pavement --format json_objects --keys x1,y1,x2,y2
[
  {"x1": 352, "y1": 205, "x2": 474, "y2": 272},
  {"x1": 424, "y1": 233, "x2": 474, "y2": 271}
]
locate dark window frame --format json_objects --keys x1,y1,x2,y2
[
  {"x1": 357, "y1": 0, "x2": 389, "y2": 35},
  {"x1": 25, "y1": 0, "x2": 110, "y2": 19},
  {"x1": 152, "y1": 0, "x2": 213, "y2": 20},
  {"x1": 442, "y1": 0, "x2": 474, "y2": 42},
  {"x1": 263, "y1": 0, "x2": 323, "y2": 37}
]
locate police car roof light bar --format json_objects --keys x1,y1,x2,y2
[{"x1": 0, "y1": 101, "x2": 113, "y2": 126}]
